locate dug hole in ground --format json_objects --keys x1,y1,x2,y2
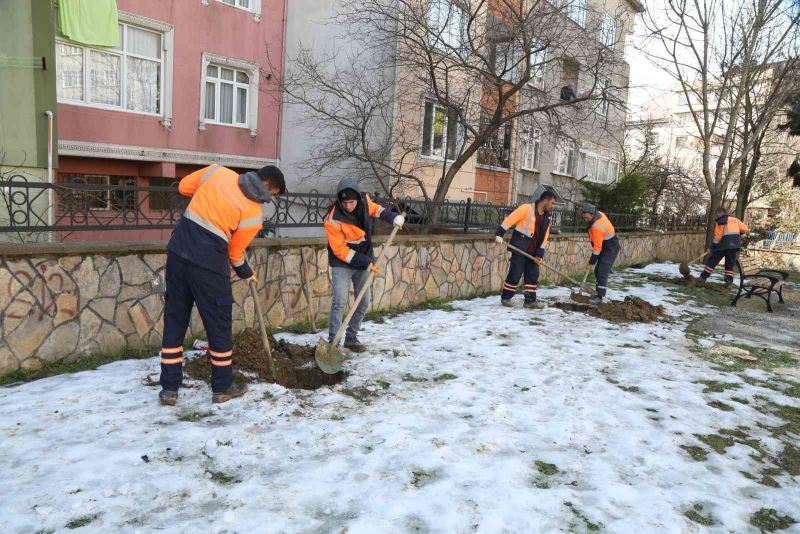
[{"x1": 0, "y1": 262, "x2": 798, "y2": 533}]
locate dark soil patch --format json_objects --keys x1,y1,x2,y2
[
  {"x1": 553, "y1": 296, "x2": 668, "y2": 323},
  {"x1": 646, "y1": 274, "x2": 730, "y2": 293},
  {"x1": 184, "y1": 329, "x2": 344, "y2": 390}
]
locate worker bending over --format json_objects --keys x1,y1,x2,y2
[
  {"x1": 324, "y1": 178, "x2": 404, "y2": 352},
  {"x1": 582, "y1": 204, "x2": 620, "y2": 303},
  {"x1": 159, "y1": 164, "x2": 285, "y2": 406}
]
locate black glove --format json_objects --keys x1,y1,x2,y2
[
  {"x1": 233, "y1": 261, "x2": 254, "y2": 279},
  {"x1": 588, "y1": 254, "x2": 599, "y2": 266}
]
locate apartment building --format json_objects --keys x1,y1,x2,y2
[{"x1": 54, "y1": 0, "x2": 285, "y2": 240}]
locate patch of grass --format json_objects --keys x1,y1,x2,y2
[
  {"x1": 434, "y1": 373, "x2": 457, "y2": 382},
  {"x1": 564, "y1": 501, "x2": 602, "y2": 532},
  {"x1": 206, "y1": 469, "x2": 240, "y2": 485},
  {"x1": 402, "y1": 374, "x2": 428, "y2": 383},
  {"x1": 680, "y1": 445, "x2": 709, "y2": 461},
  {"x1": 731, "y1": 396, "x2": 750, "y2": 404},
  {"x1": 330, "y1": 414, "x2": 345, "y2": 421},
  {"x1": 618, "y1": 385, "x2": 641, "y2": 393},
  {"x1": 783, "y1": 383, "x2": 800, "y2": 398},
  {"x1": 684, "y1": 504, "x2": 715, "y2": 526},
  {"x1": 375, "y1": 379, "x2": 391, "y2": 390},
  {"x1": 750, "y1": 508, "x2": 797, "y2": 532},
  {"x1": 695, "y1": 433, "x2": 735, "y2": 454},
  {"x1": 605, "y1": 377, "x2": 619, "y2": 385},
  {"x1": 178, "y1": 411, "x2": 213, "y2": 422},
  {"x1": 535, "y1": 460, "x2": 559, "y2": 476},
  {"x1": 778, "y1": 444, "x2": 800, "y2": 477},
  {"x1": 273, "y1": 320, "x2": 324, "y2": 335},
  {"x1": 1, "y1": 348, "x2": 153, "y2": 386},
  {"x1": 695, "y1": 380, "x2": 741, "y2": 393},
  {"x1": 340, "y1": 386, "x2": 378, "y2": 402},
  {"x1": 410, "y1": 469, "x2": 437, "y2": 488},
  {"x1": 65, "y1": 514, "x2": 100, "y2": 529},
  {"x1": 708, "y1": 400, "x2": 735, "y2": 412}
]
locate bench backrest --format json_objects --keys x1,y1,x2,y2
[{"x1": 738, "y1": 255, "x2": 761, "y2": 276}]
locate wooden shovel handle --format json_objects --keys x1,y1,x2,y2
[
  {"x1": 330, "y1": 222, "x2": 402, "y2": 348},
  {"x1": 503, "y1": 241, "x2": 594, "y2": 294},
  {"x1": 250, "y1": 278, "x2": 276, "y2": 376}
]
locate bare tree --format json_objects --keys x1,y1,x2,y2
[
  {"x1": 272, "y1": 0, "x2": 631, "y2": 218},
  {"x1": 640, "y1": 0, "x2": 800, "y2": 246}
]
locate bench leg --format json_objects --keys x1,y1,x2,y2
[
  {"x1": 731, "y1": 288, "x2": 744, "y2": 308},
  {"x1": 766, "y1": 291, "x2": 773, "y2": 313},
  {"x1": 778, "y1": 286, "x2": 785, "y2": 304}
]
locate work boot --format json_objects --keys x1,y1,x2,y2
[
  {"x1": 500, "y1": 299, "x2": 513, "y2": 308},
  {"x1": 344, "y1": 338, "x2": 366, "y2": 353},
  {"x1": 212, "y1": 382, "x2": 248, "y2": 404},
  {"x1": 588, "y1": 295, "x2": 603, "y2": 305},
  {"x1": 159, "y1": 389, "x2": 178, "y2": 406},
  {"x1": 523, "y1": 297, "x2": 543, "y2": 309}
]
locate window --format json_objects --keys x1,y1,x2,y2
[
  {"x1": 56, "y1": 22, "x2": 165, "y2": 115},
  {"x1": 675, "y1": 135, "x2": 688, "y2": 149},
  {"x1": 600, "y1": 13, "x2": 615, "y2": 49},
  {"x1": 563, "y1": 0, "x2": 587, "y2": 27},
  {"x1": 578, "y1": 141, "x2": 620, "y2": 184},
  {"x1": 428, "y1": 0, "x2": 467, "y2": 52},
  {"x1": 561, "y1": 57, "x2": 579, "y2": 94},
  {"x1": 554, "y1": 136, "x2": 576, "y2": 176},
  {"x1": 596, "y1": 78, "x2": 611, "y2": 117},
  {"x1": 477, "y1": 115, "x2": 512, "y2": 169},
  {"x1": 493, "y1": 39, "x2": 523, "y2": 82},
  {"x1": 58, "y1": 174, "x2": 136, "y2": 212},
  {"x1": 219, "y1": 0, "x2": 250, "y2": 9},
  {"x1": 520, "y1": 129, "x2": 541, "y2": 171},
  {"x1": 198, "y1": 53, "x2": 260, "y2": 136},
  {"x1": 204, "y1": 65, "x2": 249, "y2": 127},
  {"x1": 529, "y1": 42, "x2": 547, "y2": 90},
  {"x1": 421, "y1": 101, "x2": 463, "y2": 160}
]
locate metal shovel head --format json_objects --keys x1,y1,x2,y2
[
  {"x1": 315, "y1": 338, "x2": 344, "y2": 374},
  {"x1": 678, "y1": 262, "x2": 691, "y2": 279}
]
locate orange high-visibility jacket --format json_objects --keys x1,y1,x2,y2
[
  {"x1": 324, "y1": 194, "x2": 394, "y2": 269},
  {"x1": 712, "y1": 215, "x2": 749, "y2": 250},
  {"x1": 588, "y1": 211, "x2": 616, "y2": 255},
  {"x1": 169, "y1": 164, "x2": 266, "y2": 276},
  {"x1": 497, "y1": 203, "x2": 551, "y2": 258}
]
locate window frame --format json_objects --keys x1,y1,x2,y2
[
  {"x1": 202, "y1": 0, "x2": 262, "y2": 21},
  {"x1": 427, "y1": 0, "x2": 468, "y2": 54},
  {"x1": 563, "y1": 0, "x2": 587, "y2": 28},
  {"x1": 595, "y1": 78, "x2": 611, "y2": 118},
  {"x1": 578, "y1": 141, "x2": 620, "y2": 184},
  {"x1": 476, "y1": 115, "x2": 512, "y2": 170},
  {"x1": 600, "y1": 13, "x2": 616, "y2": 49},
  {"x1": 529, "y1": 42, "x2": 547, "y2": 90},
  {"x1": 420, "y1": 100, "x2": 463, "y2": 162},
  {"x1": 553, "y1": 136, "x2": 577, "y2": 177},
  {"x1": 57, "y1": 173, "x2": 137, "y2": 212},
  {"x1": 55, "y1": 14, "x2": 173, "y2": 125},
  {"x1": 203, "y1": 65, "x2": 251, "y2": 128},
  {"x1": 520, "y1": 128, "x2": 542, "y2": 171},
  {"x1": 198, "y1": 53, "x2": 260, "y2": 136}
]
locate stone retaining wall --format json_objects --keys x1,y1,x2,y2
[{"x1": 0, "y1": 231, "x2": 704, "y2": 375}]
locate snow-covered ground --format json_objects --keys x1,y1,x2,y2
[{"x1": 1, "y1": 263, "x2": 798, "y2": 533}]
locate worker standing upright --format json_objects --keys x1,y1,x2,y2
[
  {"x1": 495, "y1": 191, "x2": 557, "y2": 308},
  {"x1": 159, "y1": 164, "x2": 286, "y2": 406},
  {"x1": 698, "y1": 207, "x2": 749, "y2": 287},
  {"x1": 581, "y1": 205, "x2": 620, "y2": 303}
]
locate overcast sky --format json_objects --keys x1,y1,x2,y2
[{"x1": 625, "y1": 11, "x2": 675, "y2": 120}]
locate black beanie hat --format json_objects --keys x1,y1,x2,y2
[{"x1": 338, "y1": 188, "x2": 360, "y2": 202}]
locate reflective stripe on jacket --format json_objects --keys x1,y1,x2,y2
[
  {"x1": 588, "y1": 211, "x2": 616, "y2": 255},
  {"x1": 712, "y1": 215, "x2": 749, "y2": 250},
  {"x1": 497, "y1": 203, "x2": 551, "y2": 258},
  {"x1": 324, "y1": 194, "x2": 395, "y2": 270},
  {"x1": 168, "y1": 165, "x2": 264, "y2": 276}
]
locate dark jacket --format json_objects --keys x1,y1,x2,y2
[
  {"x1": 496, "y1": 202, "x2": 551, "y2": 258},
  {"x1": 711, "y1": 214, "x2": 749, "y2": 251}
]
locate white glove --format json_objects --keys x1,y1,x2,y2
[
  {"x1": 495, "y1": 235, "x2": 504, "y2": 244},
  {"x1": 393, "y1": 214, "x2": 405, "y2": 228}
]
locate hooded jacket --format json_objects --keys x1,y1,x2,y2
[
  {"x1": 712, "y1": 214, "x2": 749, "y2": 251},
  {"x1": 587, "y1": 211, "x2": 618, "y2": 264},
  {"x1": 495, "y1": 202, "x2": 551, "y2": 258},
  {"x1": 323, "y1": 178, "x2": 395, "y2": 269},
  {"x1": 168, "y1": 164, "x2": 270, "y2": 278}
]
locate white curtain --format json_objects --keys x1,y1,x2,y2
[
  {"x1": 220, "y1": 83, "x2": 233, "y2": 123},
  {"x1": 57, "y1": 43, "x2": 84, "y2": 100},
  {"x1": 204, "y1": 81, "x2": 216, "y2": 120},
  {"x1": 127, "y1": 57, "x2": 159, "y2": 113},
  {"x1": 89, "y1": 50, "x2": 121, "y2": 106}
]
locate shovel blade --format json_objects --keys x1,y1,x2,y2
[
  {"x1": 315, "y1": 338, "x2": 344, "y2": 374},
  {"x1": 678, "y1": 262, "x2": 691, "y2": 279}
]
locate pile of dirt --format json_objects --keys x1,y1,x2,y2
[
  {"x1": 553, "y1": 296, "x2": 668, "y2": 323},
  {"x1": 184, "y1": 329, "x2": 345, "y2": 390},
  {"x1": 646, "y1": 274, "x2": 730, "y2": 293}
]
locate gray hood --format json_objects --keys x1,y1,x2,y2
[
  {"x1": 238, "y1": 171, "x2": 271, "y2": 204},
  {"x1": 336, "y1": 177, "x2": 362, "y2": 196}
]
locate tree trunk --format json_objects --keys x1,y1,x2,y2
[
  {"x1": 735, "y1": 134, "x2": 763, "y2": 221},
  {"x1": 705, "y1": 192, "x2": 722, "y2": 249}
]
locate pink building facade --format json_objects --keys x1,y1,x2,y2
[{"x1": 55, "y1": 0, "x2": 285, "y2": 241}]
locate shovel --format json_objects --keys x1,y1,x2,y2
[
  {"x1": 679, "y1": 250, "x2": 709, "y2": 280},
  {"x1": 315, "y1": 222, "x2": 402, "y2": 374},
  {"x1": 502, "y1": 241, "x2": 597, "y2": 296},
  {"x1": 249, "y1": 278, "x2": 277, "y2": 377}
]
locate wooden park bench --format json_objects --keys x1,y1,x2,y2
[{"x1": 732, "y1": 255, "x2": 790, "y2": 312}]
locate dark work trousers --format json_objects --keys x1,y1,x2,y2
[
  {"x1": 502, "y1": 252, "x2": 540, "y2": 303},
  {"x1": 701, "y1": 249, "x2": 738, "y2": 284},
  {"x1": 160, "y1": 252, "x2": 234, "y2": 393},
  {"x1": 594, "y1": 238, "x2": 620, "y2": 298}
]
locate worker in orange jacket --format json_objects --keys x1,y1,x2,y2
[
  {"x1": 699, "y1": 207, "x2": 749, "y2": 286},
  {"x1": 159, "y1": 164, "x2": 286, "y2": 406},
  {"x1": 582, "y1": 204, "x2": 620, "y2": 302},
  {"x1": 494, "y1": 191, "x2": 557, "y2": 308},
  {"x1": 324, "y1": 178, "x2": 404, "y2": 352}
]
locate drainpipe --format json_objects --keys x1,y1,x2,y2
[{"x1": 44, "y1": 110, "x2": 54, "y2": 241}]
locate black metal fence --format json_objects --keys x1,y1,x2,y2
[{"x1": 0, "y1": 177, "x2": 702, "y2": 238}]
